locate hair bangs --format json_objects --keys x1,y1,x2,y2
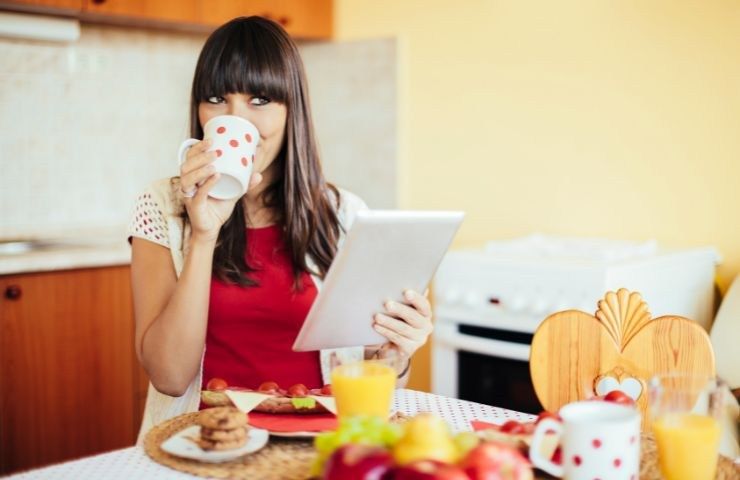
[{"x1": 193, "y1": 20, "x2": 289, "y2": 104}]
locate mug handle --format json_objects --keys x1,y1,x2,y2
[
  {"x1": 529, "y1": 418, "x2": 564, "y2": 477},
  {"x1": 177, "y1": 138, "x2": 200, "y2": 167}
]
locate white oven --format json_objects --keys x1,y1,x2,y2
[{"x1": 431, "y1": 235, "x2": 718, "y2": 414}]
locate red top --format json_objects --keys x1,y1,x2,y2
[{"x1": 201, "y1": 225, "x2": 323, "y2": 396}]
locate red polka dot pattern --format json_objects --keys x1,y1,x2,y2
[
  {"x1": 572, "y1": 455, "x2": 582, "y2": 466},
  {"x1": 217, "y1": 126, "x2": 226, "y2": 134},
  {"x1": 241, "y1": 157, "x2": 248, "y2": 166},
  {"x1": 215, "y1": 149, "x2": 223, "y2": 157},
  {"x1": 614, "y1": 458, "x2": 621, "y2": 467},
  {"x1": 245, "y1": 133, "x2": 253, "y2": 143},
  {"x1": 592, "y1": 439, "x2": 602, "y2": 448},
  {"x1": 229, "y1": 139, "x2": 239, "y2": 147},
  {"x1": 128, "y1": 192, "x2": 169, "y2": 248}
]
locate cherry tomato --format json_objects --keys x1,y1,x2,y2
[
  {"x1": 206, "y1": 378, "x2": 228, "y2": 391},
  {"x1": 287, "y1": 383, "x2": 309, "y2": 397},
  {"x1": 499, "y1": 420, "x2": 525, "y2": 434},
  {"x1": 258, "y1": 381, "x2": 280, "y2": 393},
  {"x1": 536, "y1": 411, "x2": 561, "y2": 424},
  {"x1": 604, "y1": 390, "x2": 636, "y2": 407},
  {"x1": 320, "y1": 384, "x2": 332, "y2": 396}
]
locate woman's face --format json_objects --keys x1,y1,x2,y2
[{"x1": 199, "y1": 93, "x2": 287, "y2": 184}]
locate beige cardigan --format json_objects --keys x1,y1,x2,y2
[{"x1": 129, "y1": 178, "x2": 367, "y2": 443}]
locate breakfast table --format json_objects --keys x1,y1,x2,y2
[{"x1": 6, "y1": 389, "x2": 536, "y2": 479}]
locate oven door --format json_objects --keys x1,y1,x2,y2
[{"x1": 432, "y1": 322, "x2": 543, "y2": 414}]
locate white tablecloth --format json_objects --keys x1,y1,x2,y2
[{"x1": 7, "y1": 389, "x2": 534, "y2": 479}]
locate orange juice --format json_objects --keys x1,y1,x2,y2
[
  {"x1": 331, "y1": 360, "x2": 396, "y2": 419},
  {"x1": 652, "y1": 413, "x2": 721, "y2": 480}
]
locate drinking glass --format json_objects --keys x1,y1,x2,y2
[
  {"x1": 648, "y1": 373, "x2": 724, "y2": 480},
  {"x1": 330, "y1": 349, "x2": 401, "y2": 420}
]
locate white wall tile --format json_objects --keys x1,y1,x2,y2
[{"x1": 0, "y1": 25, "x2": 398, "y2": 238}]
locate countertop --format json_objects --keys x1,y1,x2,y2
[{"x1": 0, "y1": 228, "x2": 131, "y2": 275}]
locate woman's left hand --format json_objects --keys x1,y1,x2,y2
[{"x1": 373, "y1": 289, "x2": 433, "y2": 359}]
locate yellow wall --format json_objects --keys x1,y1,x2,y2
[{"x1": 335, "y1": 1, "x2": 740, "y2": 391}]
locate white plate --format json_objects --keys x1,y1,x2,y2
[{"x1": 161, "y1": 425, "x2": 269, "y2": 463}]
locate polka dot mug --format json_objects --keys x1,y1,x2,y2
[
  {"x1": 178, "y1": 115, "x2": 260, "y2": 200},
  {"x1": 530, "y1": 401, "x2": 641, "y2": 480}
]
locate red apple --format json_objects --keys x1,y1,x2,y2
[
  {"x1": 459, "y1": 441, "x2": 534, "y2": 480},
  {"x1": 393, "y1": 460, "x2": 468, "y2": 480},
  {"x1": 603, "y1": 390, "x2": 636, "y2": 407},
  {"x1": 499, "y1": 420, "x2": 525, "y2": 434},
  {"x1": 323, "y1": 444, "x2": 394, "y2": 480},
  {"x1": 550, "y1": 446, "x2": 562, "y2": 465},
  {"x1": 535, "y1": 411, "x2": 560, "y2": 424}
]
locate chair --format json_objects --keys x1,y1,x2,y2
[{"x1": 529, "y1": 288, "x2": 715, "y2": 428}]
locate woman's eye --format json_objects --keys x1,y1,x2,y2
[
  {"x1": 250, "y1": 96, "x2": 270, "y2": 106},
  {"x1": 206, "y1": 96, "x2": 225, "y2": 104}
]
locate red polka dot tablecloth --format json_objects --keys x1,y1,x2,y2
[{"x1": 6, "y1": 389, "x2": 534, "y2": 479}]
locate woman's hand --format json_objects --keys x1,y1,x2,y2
[
  {"x1": 372, "y1": 289, "x2": 433, "y2": 359},
  {"x1": 179, "y1": 139, "x2": 262, "y2": 242}
]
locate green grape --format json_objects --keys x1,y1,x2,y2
[
  {"x1": 314, "y1": 432, "x2": 336, "y2": 454},
  {"x1": 453, "y1": 431, "x2": 480, "y2": 456},
  {"x1": 381, "y1": 423, "x2": 402, "y2": 446},
  {"x1": 364, "y1": 415, "x2": 386, "y2": 431}
]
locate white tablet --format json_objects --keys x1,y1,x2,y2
[{"x1": 292, "y1": 210, "x2": 464, "y2": 352}]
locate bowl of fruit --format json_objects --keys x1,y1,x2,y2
[{"x1": 313, "y1": 414, "x2": 534, "y2": 480}]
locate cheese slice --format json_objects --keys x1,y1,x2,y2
[{"x1": 224, "y1": 390, "x2": 273, "y2": 413}]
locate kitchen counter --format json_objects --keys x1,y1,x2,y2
[{"x1": 0, "y1": 229, "x2": 131, "y2": 275}]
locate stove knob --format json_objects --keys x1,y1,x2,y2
[
  {"x1": 462, "y1": 292, "x2": 479, "y2": 308},
  {"x1": 439, "y1": 289, "x2": 461, "y2": 305},
  {"x1": 509, "y1": 295, "x2": 527, "y2": 312},
  {"x1": 531, "y1": 299, "x2": 550, "y2": 316}
]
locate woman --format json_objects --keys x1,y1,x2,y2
[{"x1": 128, "y1": 16, "x2": 433, "y2": 441}]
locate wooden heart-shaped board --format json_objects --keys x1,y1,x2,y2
[{"x1": 529, "y1": 289, "x2": 715, "y2": 428}]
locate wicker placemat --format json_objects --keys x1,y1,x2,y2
[
  {"x1": 144, "y1": 411, "x2": 316, "y2": 479},
  {"x1": 145, "y1": 413, "x2": 739, "y2": 480}
]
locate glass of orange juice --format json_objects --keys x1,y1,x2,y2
[
  {"x1": 648, "y1": 374, "x2": 724, "y2": 480},
  {"x1": 330, "y1": 349, "x2": 401, "y2": 420}
]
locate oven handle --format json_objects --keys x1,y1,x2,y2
[{"x1": 435, "y1": 329, "x2": 531, "y2": 362}]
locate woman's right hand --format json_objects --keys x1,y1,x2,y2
[{"x1": 179, "y1": 139, "x2": 261, "y2": 243}]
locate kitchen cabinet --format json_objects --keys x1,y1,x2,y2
[
  {"x1": 0, "y1": 0, "x2": 332, "y2": 39},
  {"x1": 81, "y1": 0, "x2": 199, "y2": 26},
  {"x1": 0, "y1": 266, "x2": 149, "y2": 475},
  {"x1": 200, "y1": 0, "x2": 332, "y2": 40}
]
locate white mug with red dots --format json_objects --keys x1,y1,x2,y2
[
  {"x1": 530, "y1": 401, "x2": 641, "y2": 480},
  {"x1": 177, "y1": 115, "x2": 260, "y2": 200}
]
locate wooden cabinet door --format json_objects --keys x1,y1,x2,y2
[
  {"x1": 0, "y1": 0, "x2": 82, "y2": 12},
  {"x1": 82, "y1": 0, "x2": 198, "y2": 24},
  {"x1": 199, "y1": 0, "x2": 332, "y2": 40},
  {"x1": 0, "y1": 266, "x2": 148, "y2": 475}
]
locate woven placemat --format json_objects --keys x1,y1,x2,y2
[
  {"x1": 146, "y1": 413, "x2": 739, "y2": 480},
  {"x1": 144, "y1": 411, "x2": 316, "y2": 479}
]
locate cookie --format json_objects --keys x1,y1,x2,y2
[
  {"x1": 201, "y1": 425, "x2": 248, "y2": 442},
  {"x1": 198, "y1": 406, "x2": 247, "y2": 430},
  {"x1": 197, "y1": 435, "x2": 247, "y2": 451}
]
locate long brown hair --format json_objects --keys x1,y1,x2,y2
[{"x1": 186, "y1": 16, "x2": 341, "y2": 288}]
